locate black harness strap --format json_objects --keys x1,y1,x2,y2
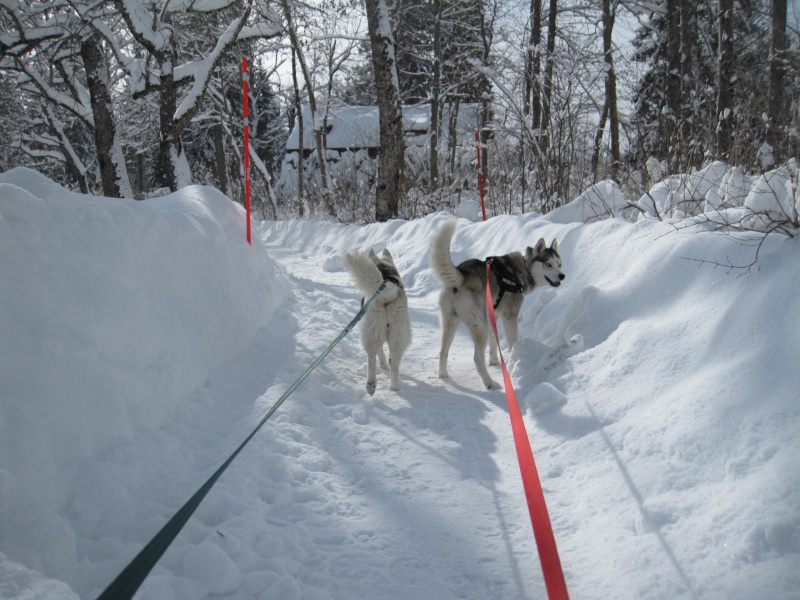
[
  {"x1": 486, "y1": 257, "x2": 524, "y2": 309},
  {"x1": 361, "y1": 277, "x2": 400, "y2": 307},
  {"x1": 377, "y1": 263, "x2": 403, "y2": 289}
]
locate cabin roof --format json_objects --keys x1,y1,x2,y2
[{"x1": 284, "y1": 104, "x2": 480, "y2": 151}]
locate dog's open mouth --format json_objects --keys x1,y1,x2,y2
[{"x1": 546, "y1": 277, "x2": 562, "y2": 288}]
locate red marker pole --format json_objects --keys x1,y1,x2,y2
[
  {"x1": 242, "y1": 57, "x2": 251, "y2": 245},
  {"x1": 475, "y1": 131, "x2": 487, "y2": 221}
]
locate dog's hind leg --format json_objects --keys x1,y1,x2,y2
[
  {"x1": 377, "y1": 346, "x2": 389, "y2": 370},
  {"x1": 468, "y1": 323, "x2": 501, "y2": 389},
  {"x1": 366, "y1": 349, "x2": 377, "y2": 395},
  {"x1": 488, "y1": 322, "x2": 500, "y2": 365},
  {"x1": 387, "y1": 340, "x2": 405, "y2": 391},
  {"x1": 438, "y1": 315, "x2": 459, "y2": 379}
]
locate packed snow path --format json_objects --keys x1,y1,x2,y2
[
  {"x1": 72, "y1": 220, "x2": 548, "y2": 600},
  {"x1": 247, "y1": 230, "x2": 547, "y2": 599}
]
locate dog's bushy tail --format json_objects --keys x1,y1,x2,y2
[
  {"x1": 429, "y1": 219, "x2": 464, "y2": 289},
  {"x1": 343, "y1": 252, "x2": 401, "y2": 302}
]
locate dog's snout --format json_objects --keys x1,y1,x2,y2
[{"x1": 558, "y1": 273, "x2": 565, "y2": 280}]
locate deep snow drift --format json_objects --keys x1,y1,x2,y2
[{"x1": 0, "y1": 167, "x2": 798, "y2": 599}]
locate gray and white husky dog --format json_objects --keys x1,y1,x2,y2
[
  {"x1": 343, "y1": 248, "x2": 412, "y2": 395},
  {"x1": 429, "y1": 219, "x2": 565, "y2": 389}
]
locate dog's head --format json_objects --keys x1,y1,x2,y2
[
  {"x1": 369, "y1": 248, "x2": 403, "y2": 288},
  {"x1": 526, "y1": 238, "x2": 565, "y2": 288}
]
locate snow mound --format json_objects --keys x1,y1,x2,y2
[{"x1": 0, "y1": 169, "x2": 287, "y2": 592}]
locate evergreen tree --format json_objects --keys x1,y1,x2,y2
[{"x1": 630, "y1": 0, "x2": 772, "y2": 172}]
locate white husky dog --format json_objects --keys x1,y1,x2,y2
[
  {"x1": 343, "y1": 248, "x2": 412, "y2": 395},
  {"x1": 430, "y1": 219, "x2": 565, "y2": 389}
]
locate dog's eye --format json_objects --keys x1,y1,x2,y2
[{"x1": 546, "y1": 263, "x2": 552, "y2": 268}]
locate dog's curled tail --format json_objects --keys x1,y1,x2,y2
[
  {"x1": 429, "y1": 219, "x2": 464, "y2": 289},
  {"x1": 343, "y1": 252, "x2": 400, "y2": 301}
]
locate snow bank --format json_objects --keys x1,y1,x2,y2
[
  {"x1": 0, "y1": 168, "x2": 286, "y2": 584},
  {"x1": 510, "y1": 216, "x2": 800, "y2": 599},
  {"x1": 627, "y1": 160, "x2": 798, "y2": 229},
  {"x1": 742, "y1": 159, "x2": 800, "y2": 231},
  {"x1": 548, "y1": 179, "x2": 633, "y2": 223}
]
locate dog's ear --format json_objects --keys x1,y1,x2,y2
[
  {"x1": 529, "y1": 238, "x2": 547, "y2": 256},
  {"x1": 368, "y1": 248, "x2": 377, "y2": 258},
  {"x1": 550, "y1": 239, "x2": 558, "y2": 252},
  {"x1": 382, "y1": 248, "x2": 396, "y2": 265}
]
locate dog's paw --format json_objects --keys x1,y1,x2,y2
[
  {"x1": 366, "y1": 380, "x2": 376, "y2": 395},
  {"x1": 486, "y1": 380, "x2": 502, "y2": 390},
  {"x1": 489, "y1": 356, "x2": 500, "y2": 366}
]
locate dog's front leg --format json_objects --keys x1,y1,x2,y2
[{"x1": 502, "y1": 314, "x2": 520, "y2": 349}]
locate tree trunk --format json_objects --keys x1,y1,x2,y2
[
  {"x1": 524, "y1": 0, "x2": 542, "y2": 131},
  {"x1": 80, "y1": 33, "x2": 132, "y2": 198},
  {"x1": 477, "y1": 0, "x2": 492, "y2": 189},
  {"x1": 678, "y1": 0, "x2": 693, "y2": 168},
  {"x1": 716, "y1": 0, "x2": 735, "y2": 161},
  {"x1": 601, "y1": 0, "x2": 620, "y2": 182},
  {"x1": 540, "y1": 0, "x2": 557, "y2": 156},
  {"x1": 523, "y1": 0, "x2": 542, "y2": 206},
  {"x1": 448, "y1": 97, "x2": 460, "y2": 179},
  {"x1": 291, "y1": 48, "x2": 305, "y2": 217},
  {"x1": 591, "y1": 101, "x2": 609, "y2": 181},
  {"x1": 281, "y1": 0, "x2": 333, "y2": 214},
  {"x1": 665, "y1": 0, "x2": 681, "y2": 170},
  {"x1": 365, "y1": 0, "x2": 406, "y2": 222},
  {"x1": 46, "y1": 106, "x2": 90, "y2": 194},
  {"x1": 767, "y1": 0, "x2": 787, "y2": 165},
  {"x1": 158, "y1": 46, "x2": 181, "y2": 192},
  {"x1": 429, "y1": 0, "x2": 443, "y2": 191},
  {"x1": 213, "y1": 122, "x2": 230, "y2": 197}
]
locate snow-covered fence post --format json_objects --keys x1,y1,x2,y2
[{"x1": 243, "y1": 57, "x2": 252, "y2": 245}]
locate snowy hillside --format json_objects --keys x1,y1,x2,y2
[{"x1": 0, "y1": 167, "x2": 798, "y2": 600}]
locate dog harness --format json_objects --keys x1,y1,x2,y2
[
  {"x1": 360, "y1": 265, "x2": 402, "y2": 307},
  {"x1": 376, "y1": 263, "x2": 403, "y2": 289},
  {"x1": 485, "y1": 257, "x2": 524, "y2": 309}
]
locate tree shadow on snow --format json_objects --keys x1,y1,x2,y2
[{"x1": 375, "y1": 374, "x2": 500, "y2": 484}]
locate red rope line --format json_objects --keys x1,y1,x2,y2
[
  {"x1": 484, "y1": 266, "x2": 569, "y2": 599},
  {"x1": 475, "y1": 135, "x2": 568, "y2": 598}
]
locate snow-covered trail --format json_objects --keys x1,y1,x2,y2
[
  {"x1": 67, "y1": 217, "x2": 553, "y2": 600},
  {"x1": 247, "y1": 232, "x2": 547, "y2": 599}
]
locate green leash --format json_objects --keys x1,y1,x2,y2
[{"x1": 96, "y1": 281, "x2": 388, "y2": 600}]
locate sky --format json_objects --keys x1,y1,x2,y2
[{"x1": 0, "y1": 166, "x2": 798, "y2": 600}]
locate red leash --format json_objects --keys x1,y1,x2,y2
[
  {"x1": 486, "y1": 267, "x2": 569, "y2": 600},
  {"x1": 475, "y1": 133, "x2": 568, "y2": 598}
]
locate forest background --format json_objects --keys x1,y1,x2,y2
[{"x1": 1, "y1": 0, "x2": 798, "y2": 224}]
